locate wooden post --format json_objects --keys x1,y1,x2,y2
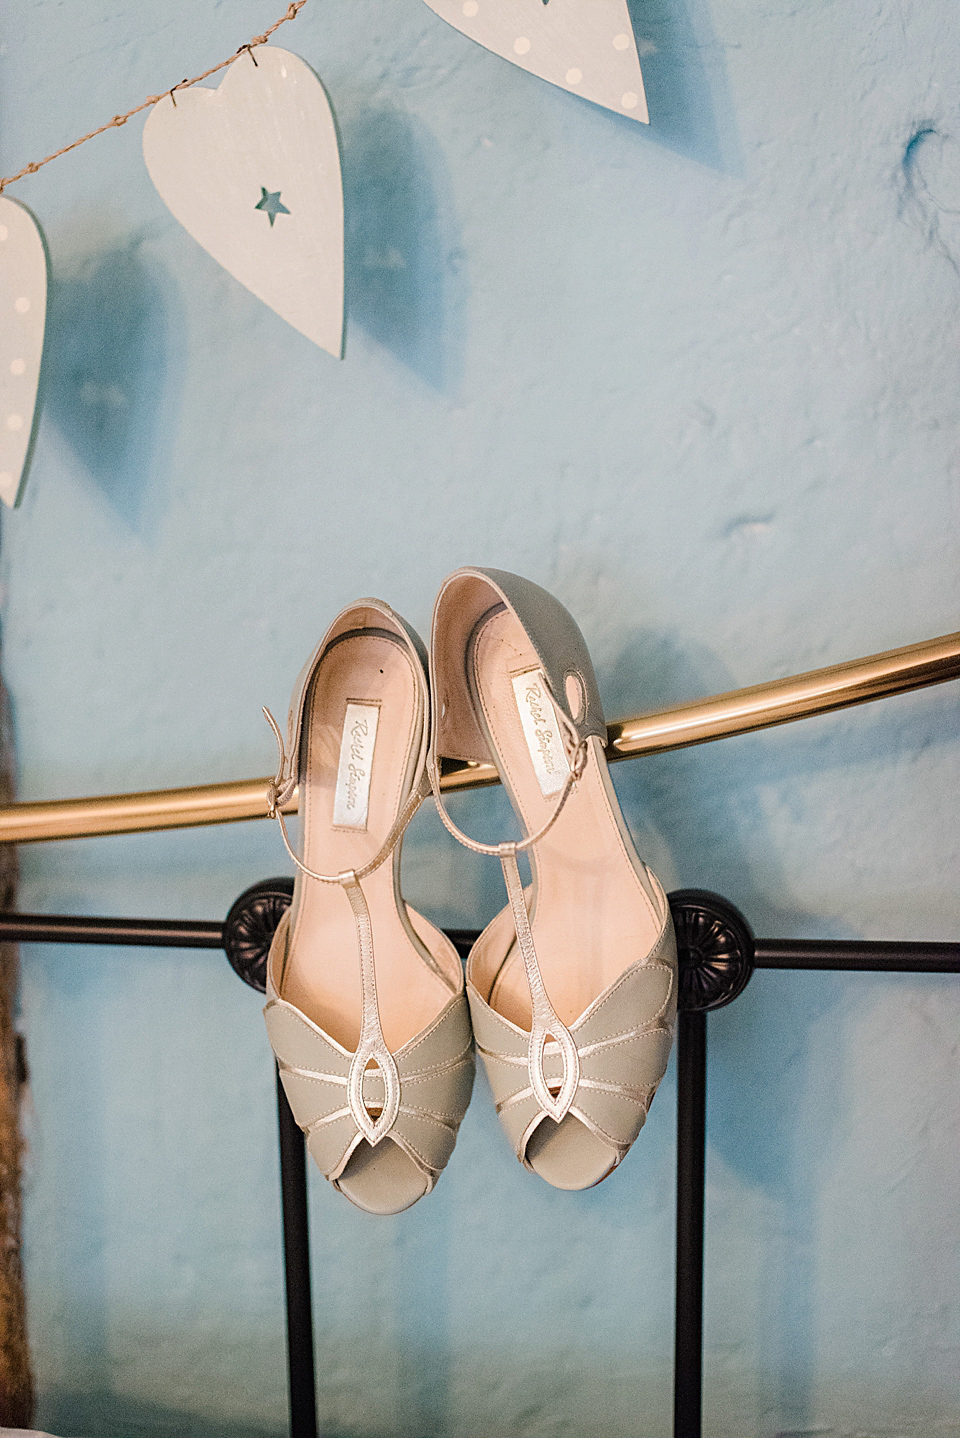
[{"x1": 0, "y1": 682, "x2": 31, "y2": 1426}]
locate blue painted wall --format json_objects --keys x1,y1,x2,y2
[{"x1": 2, "y1": 1, "x2": 959, "y2": 1434}]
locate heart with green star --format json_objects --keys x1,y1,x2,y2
[
  {"x1": 143, "y1": 47, "x2": 344, "y2": 357},
  {"x1": 255, "y1": 188, "x2": 291, "y2": 226}
]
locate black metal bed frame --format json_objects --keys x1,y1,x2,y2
[{"x1": 5, "y1": 885, "x2": 959, "y2": 1438}]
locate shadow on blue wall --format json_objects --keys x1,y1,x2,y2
[
  {"x1": 627, "y1": 0, "x2": 742, "y2": 174},
  {"x1": 601, "y1": 626, "x2": 846, "y2": 1432},
  {"x1": 29, "y1": 951, "x2": 112, "y2": 1432},
  {"x1": 43, "y1": 235, "x2": 171, "y2": 530},
  {"x1": 40, "y1": 1392, "x2": 281, "y2": 1438},
  {"x1": 599, "y1": 623, "x2": 958, "y2": 1430},
  {"x1": 393, "y1": 1172, "x2": 453, "y2": 1436},
  {"x1": 340, "y1": 103, "x2": 466, "y2": 392}
]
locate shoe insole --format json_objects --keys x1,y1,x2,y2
[
  {"x1": 468, "y1": 606, "x2": 664, "y2": 1030},
  {"x1": 279, "y1": 629, "x2": 457, "y2": 1053}
]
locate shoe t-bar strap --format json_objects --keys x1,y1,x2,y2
[
  {"x1": 498, "y1": 842, "x2": 581, "y2": 1124},
  {"x1": 263, "y1": 704, "x2": 427, "y2": 1147},
  {"x1": 427, "y1": 686, "x2": 589, "y2": 1127},
  {"x1": 426, "y1": 730, "x2": 589, "y2": 861}
]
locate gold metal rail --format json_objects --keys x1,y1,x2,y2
[{"x1": 2, "y1": 630, "x2": 957, "y2": 845}]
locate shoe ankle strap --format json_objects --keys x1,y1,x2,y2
[
  {"x1": 426, "y1": 712, "x2": 590, "y2": 862},
  {"x1": 263, "y1": 704, "x2": 430, "y2": 886}
]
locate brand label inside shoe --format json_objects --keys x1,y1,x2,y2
[
  {"x1": 333, "y1": 702, "x2": 381, "y2": 830},
  {"x1": 511, "y1": 669, "x2": 570, "y2": 799}
]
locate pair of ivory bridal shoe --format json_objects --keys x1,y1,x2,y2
[{"x1": 263, "y1": 569, "x2": 677, "y2": 1215}]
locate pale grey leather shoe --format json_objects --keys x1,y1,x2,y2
[
  {"x1": 430, "y1": 569, "x2": 676, "y2": 1190},
  {"x1": 263, "y1": 600, "x2": 474, "y2": 1215}
]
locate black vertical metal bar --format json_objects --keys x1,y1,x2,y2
[
  {"x1": 674, "y1": 1009, "x2": 707, "y2": 1438},
  {"x1": 276, "y1": 1069, "x2": 318, "y2": 1438}
]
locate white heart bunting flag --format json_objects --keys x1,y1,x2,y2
[
  {"x1": 143, "y1": 47, "x2": 344, "y2": 358},
  {"x1": 0, "y1": 197, "x2": 48, "y2": 508},
  {"x1": 422, "y1": 0, "x2": 649, "y2": 123}
]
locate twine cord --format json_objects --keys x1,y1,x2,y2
[{"x1": 0, "y1": 1, "x2": 309, "y2": 195}]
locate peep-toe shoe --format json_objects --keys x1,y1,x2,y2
[
  {"x1": 429, "y1": 568, "x2": 676, "y2": 1190},
  {"x1": 263, "y1": 600, "x2": 474, "y2": 1214}
]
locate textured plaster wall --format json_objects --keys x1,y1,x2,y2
[{"x1": 1, "y1": 1, "x2": 959, "y2": 1435}]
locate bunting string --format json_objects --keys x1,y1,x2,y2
[{"x1": 0, "y1": 0, "x2": 310, "y2": 195}]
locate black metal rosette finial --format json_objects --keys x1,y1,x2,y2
[
  {"x1": 668, "y1": 889, "x2": 755, "y2": 1013},
  {"x1": 223, "y1": 877, "x2": 295, "y2": 993}
]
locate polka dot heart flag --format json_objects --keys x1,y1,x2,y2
[
  {"x1": 0, "y1": 197, "x2": 48, "y2": 508},
  {"x1": 143, "y1": 47, "x2": 344, "y2": 358},
  {"x1": 422, "y1": 0, "x2": 648, "y2": 123}
]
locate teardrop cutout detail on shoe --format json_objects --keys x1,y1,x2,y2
[{"x1": 347, "y1": 1036, "x2": 400, "y2": 1147}]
